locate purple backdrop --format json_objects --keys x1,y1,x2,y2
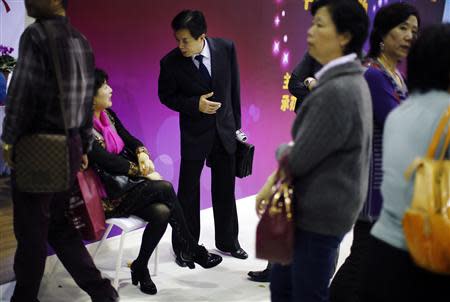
[{"x1": 68, "y1": 0, "x2": 445, "y2": 210}]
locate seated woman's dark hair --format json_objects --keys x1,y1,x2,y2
[
  {"x1": 94, "y1": 68, "x2": 108, "y2": 96},
  {"x1": 407, "y1": 24, "x2": 450, "y2": 93},
  {"x1": 311, "y1": 0, "x2": 369, "y2": 57},
  {"x1": 171, "y1": 10, "x2": 207, "y2": 39},
  {"x1": 61, "y1": 0, "x2": 68, "y2": 9},
  {"x1": 368, "y1": 3, "x2": 420, "y2": 58}
]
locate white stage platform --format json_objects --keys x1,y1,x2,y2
[{"x1": 0, "y1": 195, "x2": 353, "y2": 302}]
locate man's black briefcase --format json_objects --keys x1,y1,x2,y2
[{"x1": 235, "y1": 140, "x2": 254, "y2": 178}]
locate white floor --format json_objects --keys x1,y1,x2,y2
[{"x1": 0, "y1": 195, "x2": 353, "y2": 302}]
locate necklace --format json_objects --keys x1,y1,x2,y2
[{"x1": 377, "y1": 56, "x2": 403, "y2": 88}]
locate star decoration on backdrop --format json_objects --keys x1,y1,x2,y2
[{"x1": 272, "y1": 1, "x2": 290, "y2": 68}]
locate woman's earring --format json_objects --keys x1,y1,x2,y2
[{"x1": 379, "y1": 42, "x2": 385, "y2": 52}]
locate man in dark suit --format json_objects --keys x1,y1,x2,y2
[{"x1": 158, "y1": 9, "x2": 247, "y2": 265}]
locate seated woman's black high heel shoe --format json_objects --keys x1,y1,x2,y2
[
  {"x1": 130, "y1": 261, "x2": 157, "y2": 295},
  {"x1": 170, "y1": 203, "x2": 221, "y2": 269},
  {"x1": 176, "y1": 252, "x2": 196, "y2": 269}
]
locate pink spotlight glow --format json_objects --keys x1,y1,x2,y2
[{"x1": 272, "y1": 40, "x2": 280, "y2": 55}]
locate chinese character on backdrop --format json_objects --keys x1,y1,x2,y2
[{"x1": 280, "y1": 72, "x2": 297, "y2": 112}]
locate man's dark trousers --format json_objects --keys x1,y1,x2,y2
[
  {"x1": 174, "y1": 133, "x2": 240, "y2": 252},
  {"x1": 10, "y1": 134, "x2": 115, "y2": 302}
]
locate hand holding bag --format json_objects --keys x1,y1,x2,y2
[
  {"x1": 205, "y1": 138, "x2": 255, "y2": 178},
  {"x1": 255, "y1": 156, "x2": 294, "y2": 265},
  {"x1": 403, "y1": 106, "x2": 450, "y2": 274},
  {"x1": 14, "y1": 22, "x2": 71, "y2": 193}
]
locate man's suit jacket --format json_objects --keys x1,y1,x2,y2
[{"x1": 158, "y1": 37, "x2": 241, "y2": 160}]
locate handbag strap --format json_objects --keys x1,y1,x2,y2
[
  {"x1": 275, "y1": 153, "x2": 293, "y2": 184},
  {"x1": 438, "y1": 125, "x2": 450, "y2": 160},
  {"x1": 405, "y1": 105, "x2": 450, "y2": 180},
  {"x1": 426, "y1": 106, "x2": 450, "y2": 159},
  {"x1": 41, "y1": 21, "x2": 69, "y2": 137},
  {"x1": 269, "y1": 155, "x2": 294, "y2": 221}
]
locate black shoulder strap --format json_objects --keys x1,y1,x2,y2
[{"x1": 41, "y1": 21, "x2": 69, "y2": 136}]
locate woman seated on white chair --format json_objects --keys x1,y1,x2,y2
[{"x1": 88, "y1": 68, "x2": 222, "y2": 295}]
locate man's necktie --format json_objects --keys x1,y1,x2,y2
[{"x1": 195, "y1": 55, "x2": 211, "y2": 83}]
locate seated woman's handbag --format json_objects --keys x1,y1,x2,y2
[
  {"x1": 14, "y1": 22, "x2": 71, "y2": 193},
  {"x1": 256, "y1": 156, "x2": 294, "y2": 265},
  {"x1": 95, "y1": 168, "x2": 144, "y2": 200},
  {"x1": 94, "y1": 148, "x2": 145, "y2": 200},
  {"x1": 403, "y1": 106, "x2": 450, "y2": 274}
]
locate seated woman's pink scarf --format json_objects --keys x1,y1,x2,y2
[
  {"x1": 93, "y1": 110, "x2": 126, "y2": 198},
  {"x1": 94, "y1": 110, "x2": 125, "y2": 154}
]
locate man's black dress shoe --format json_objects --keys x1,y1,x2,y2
[
  {"x1": 91, "y1": 288, "x2": 120, "y2": 302},
  {"x1": 248, "y1": 266, "x2": 272, "y2": 282},
  {"x1": 217, "y1": 247, "x2": 248, "y2": 259}
]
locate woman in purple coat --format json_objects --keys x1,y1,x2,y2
[{"x1": 330, "y1": 3, "x2": 420, "y2": 302}]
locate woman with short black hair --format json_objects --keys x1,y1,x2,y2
[
  {"x1": 89, "y1": 69, "x2": 222, "y2": 296},
  {"x1": 256, "y1": 0, "x2": 372, "y2": 301}
]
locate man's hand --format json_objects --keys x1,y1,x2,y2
[
  {"x1": 2, "y1": 144, "x2": 14, "y2": 169},
  {"x1": 236, "y1": 129, "x2": 247, "y2": 142},
  {"x1": 199, "y1": 92, "x2": 221, "y2": 114},
  {"x1": 81, "y1": 154, "x2": 89, "y2": 171},
  {"x1": 138, "y1": 152, "x2": 155, "y2": 176},
  {"x1": 304, "y1": 77, "x2": 317, "y2": 91}
]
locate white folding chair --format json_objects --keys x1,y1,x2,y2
[
  {"x1": 46, "y1": 215, "x2": 158, "y2": 291},
  {"x1": 92, "y1": 215, "x2": 159, "y2": 290}
]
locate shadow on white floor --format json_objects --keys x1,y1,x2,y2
[{"x1": 0, "y1": 195, "x2": 353, "y2": 302}]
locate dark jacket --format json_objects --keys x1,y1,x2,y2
[
  {"x1": 288, "y1": 53, "x2": 322, "y2": 113},
  {"x1": 88, "y1": 109, "x2": 142, "y2": 177},
  {"x1": 158, "y1": 37, "x2": 241, "y2": 160},
  {"x1": 2, "y1": 17, "x2": 95, "y2": 152}
]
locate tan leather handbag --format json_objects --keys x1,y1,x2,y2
[{"x1": 403, "y1": 106, "x2": 450, "y2": 274}]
